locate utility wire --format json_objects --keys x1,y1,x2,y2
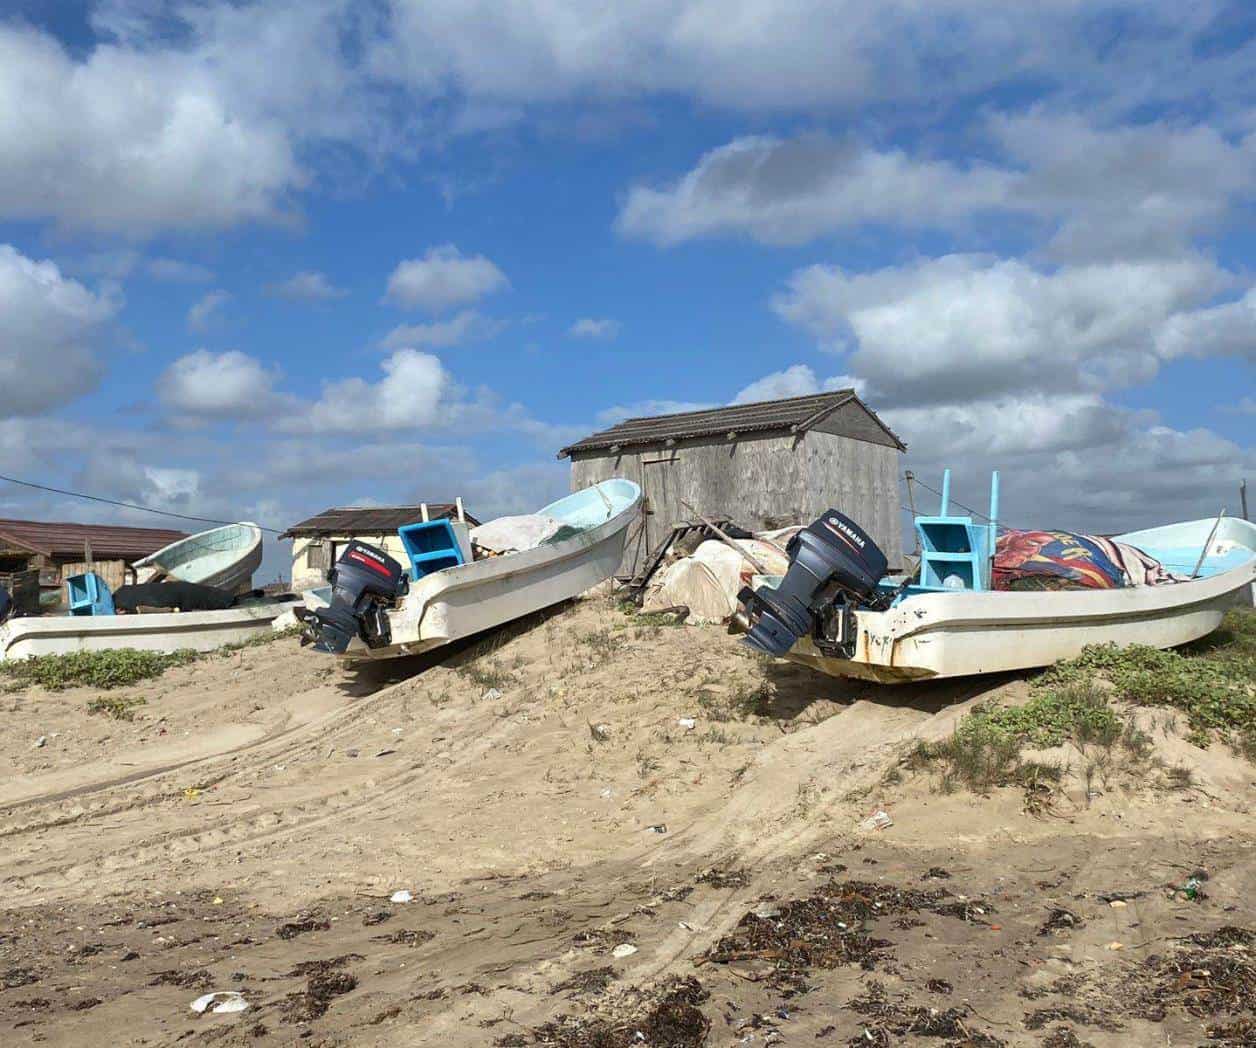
[{"x1": 0, "y1": 473, "x2": 283, "y2": 535}]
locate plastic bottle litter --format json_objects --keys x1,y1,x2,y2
[
  {"x1": 390, "y1": 889, "x2": 414, "y2": 904},
  {"x1": 859, "y1": 810, "x2": 893, "y2": 831},
  {"x1": 611, "y1": 943, "x2": 638, "y2": 959},
  {"x1": 34, "y1": 735, "x2": 47, "y2": 749},
  {"x1": 190, "y1": 992, "x2": 248, "y2": 1014},
  {"x1": 677, "y1": 718, "x2": 696, "y2": 731},
  {"x1": 482, "y1": 688, "x2": 503, "y2": 702},
  {"x1": 647, "y1": 823, "x2": 668, "y2": 834}
]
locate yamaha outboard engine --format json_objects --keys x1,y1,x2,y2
[
  {"x1": 298, "y1": 541, "x2": 409, "y2": 655},
  {"x1": 738, "y1": 510, "x2": 888, "y2": 657}
]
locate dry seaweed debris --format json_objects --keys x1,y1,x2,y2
[
  {"x1": 847, "y1": 982, "x2": 1005, "y2": 1047},
  {"x1": 280, "y1": 970, "x2": 358, "y2": 1023},
  {"x1": 700, "y1": 879, "x2": 996, "y2": 993},
  {"x1": 501, "y1": 976, "x2": 710, "y2": 1048},
  {"x1": 1137, "y1": 926, "x2": 1255, "y2": 1024}
]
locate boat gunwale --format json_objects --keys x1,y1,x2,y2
[{"x1": 399, "y1": 484, "x2": 641, "y2": 605}]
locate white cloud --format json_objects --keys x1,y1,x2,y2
[
  {"x1": 268, "y1": 270, "x2": 347, "y2": 302},
  {"x1": 886, "y1": 394, "x2": 1252, "y2": 534},
  {"x1": 385, "y1": 245, "x2": 509, "y2": 312},
  {"x1": 156, "y1": 350, "x2": 284, "y2": 420},
  {"x1": 569, "y1": 317, "x2": 621, "y2": 339},
  {"x1": 282, "y1": 348, "x2": 451, "y2": 433},
  {"x1": 617, "y1": 135, "x2": 1012, "y2": 246},
  {"x1": 616, "y1": 121, "x2": 1256, "y2": 254},
  {"x1": 374, "y1": 1, "x2": 1245, "y2": 117},
  {"x1": 187, "y1": 289, "x2": 231, "y2": 332},
  {"x1": 0, "y1": 22, "x2": 303, "y2": 234},
  {"x1": 773, "y1": 254, "x2": 1232, "y2": 406},
  {"x1": 595, "y1": 399, "x2": 717, "y2": 428},
  {"x1": 1154, "y1": 287, "x2": 1256, "y2": 363},
  {"x1": 381, "y1": 310, "x2": 502, "y2": 350},
  {"x1": 731, "y1": 364, "x2": 862, "y2": 405},
  {"x1": 993, "y1": 113, "x2": 1256, "y2": 262},
  {"x1": 1229, "y1": 396, "x2": 1256, "y2": 416},
  {"x1": 0, "y1": 244, "x2": 118, "y2": 417},
  {"x1": 147, "y1": 258, "x2": 215, "y2": 283}
]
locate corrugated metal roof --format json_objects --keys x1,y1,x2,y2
[
  {"x1": 0, "y1": 518, "x2": 187, "y2": 559},
  {"x1": 279, "y1": 504, "x2": 481, "y2": 539},
  {"x1": 558, "y1": 390, "x2": 905, "y2": 456}
]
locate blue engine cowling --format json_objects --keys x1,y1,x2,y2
[
  {"x1": 739, "y1": 510, "x2": 887, "y2": 657},
  {"x1": 298, "y1": 541, "x2": 409, "y2": 654}
]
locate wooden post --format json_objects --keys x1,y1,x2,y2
[
  {"x1": 1242, "y1": 479, "x2": 1249, "y2": 522},
  {"x1": 84, "y1": 539, "x2": 93, "y2": 571}
]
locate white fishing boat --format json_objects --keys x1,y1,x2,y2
[
  {"x1": 300, "y1": 479, "x2": 642, "y2": 660},
  {"x1": 133, "y1": 522, "x2": 263, "y2": 593},
  {"x1": 738, "y1": 472, "x2": 1256, "y2": 683},
  {"x1": 0, "y1": 597, "x2": 301, "y2": 661}
]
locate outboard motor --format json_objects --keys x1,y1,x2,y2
[
  {"x1": 738, "y1": 510, "x2": 887, "y2": 657},
  {"x1": 298, "y1": 541, "x2": 409, "y2": 655}
]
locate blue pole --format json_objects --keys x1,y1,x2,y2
[
  {"x1": 940, "y1": 468, "x2": 951, "y2": 516},
  {"x1": 987, "y1": 471, "x2": 1000, "y2": 589}
]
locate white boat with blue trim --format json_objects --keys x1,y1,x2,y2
[
  {"x1": 299, "y1": 480, "x2": 643, "y2": 661},
  {"x1": 738, "y1": 472, "x2": 1256, "y2": 683}
]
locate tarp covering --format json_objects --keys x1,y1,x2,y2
[
  {"x1": 643, "y1": 537, "x2": 791, "y2": 623},
  {"x1": 470, "y1": 514, "x2": 582, "y2": 556},
  {"x1": 993, "y1": 530, "x2": 1184, "y2": 591}
]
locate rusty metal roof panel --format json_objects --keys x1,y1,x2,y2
[{"x1": 0, "y1": 518, "x2": 188, "y2": 559}]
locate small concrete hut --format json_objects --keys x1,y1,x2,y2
[{"x1": 558, "y1": 391, "x2": 906, "y2": 577}]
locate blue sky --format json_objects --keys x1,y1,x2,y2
[{"x1": 0, "y1": 0, "x2": 1253, "y2": 580}]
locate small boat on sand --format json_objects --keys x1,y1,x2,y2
[
  {"x1": 133, "y1": 523, "x2": 263, "y2": 593},
  {"x1": 0, "y1": 596, "x2": 300, "y2": 661},
  {"x1": 738, "y1": 473, "x2": 1256, "y2": 683},
  {"x1": 299, "y1": 480, "x2": 642, "y2": 660}
]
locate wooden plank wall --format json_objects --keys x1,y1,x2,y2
[
  {"x1": 570, "y1": 431, "x2": 903, "y2": 576},
  {"x1": 58, "y1": 559, "x2": 129, "y2": 592}
]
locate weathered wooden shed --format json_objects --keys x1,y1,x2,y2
[
  {"x1": 280, "y1": 503, "x2": 481, "y2": 592},
  {"x1": 558, "y1": 391, "x2": 906, "y2": 577}
]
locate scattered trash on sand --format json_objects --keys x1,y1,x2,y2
[
  {"x1": 677, "y1": 717, "x2": 696, "y2": 730},
  {"x1": 611, "y1": 943, "x2": 638, "y2": 959},
  {"x1": 390, "y1": 890, "x2": 414, "y2": 904},
  {"x1": 588, "y1": 722, "x2": 613, "y2": 742},
  {"x1": 859, "y1": 810, "x2": 893, "y2": 831},
  {"x1": 482, "y1": 688, "x2": 503, "y2": 702},
  {"x1": 190, "y1": 991, "x2": 248, "y2": 1014},
  {"x1": 647, "y1": 823, "x2": 668, "y2": 834},
  {"x1": 33, "y1": 735, "x2": 46, "y2": 749}
]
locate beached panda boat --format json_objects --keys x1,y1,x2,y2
[
  {"x1": 298, "y1": 480, "x2": 642, "y2": 661},
  {"x1": 738, "y1": 473, "x2": 1256, "y2": 683}
]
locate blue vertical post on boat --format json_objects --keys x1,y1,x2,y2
[
  {"x1": 986, "y1": 471, "x2": 1000, "y2": 589},
  {"x1": 939, "y1": 468, "x2": 951, "y2": 515}
]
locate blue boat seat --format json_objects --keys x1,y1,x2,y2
[
  {"x1": 397, "y1": 519, "x2": 468, "y2": 581},
  {"x1": 66, "y1": 572, "x2": 116, "y2": 616}
]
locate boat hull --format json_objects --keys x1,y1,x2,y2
[
  {"x1": 340, "y1": 484, "x2": 641, "y2": 661},
  {"x1": 133, "y1": 523, "x2": 263, "y2": 594},
  {"x1": 0, "y1": 600, "x2": 300, "y2": 661},
  {"x1": 773, "y1": 516, "x2": 1256, "y2": 683}
]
